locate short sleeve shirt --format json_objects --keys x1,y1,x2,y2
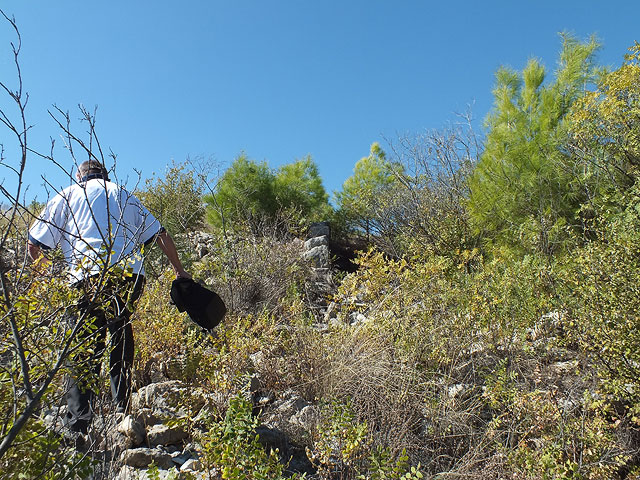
[{"x1": 29, "y1": 178, "x2": 162, "y2": 282}]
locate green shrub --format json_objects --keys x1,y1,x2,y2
[
  {"x1": 502, "y1": 389, "x2": 627, "y2": 480},
  {"x1": 136, "y1": 161, "x2": 207, "y2": 236},
  {"x1": 0, "y1": 415, "x2": 94, "y2": 479},
  {"x1": 0, "y1": 271, "x2": 97, "y2": 478},
  {"x1": 559, "y1": 186, "x2": 640, "y2": 408},
  {"x1": 308, "y1": 399, "x2": 424, "y2": 480},
  {"x1": 467, "y1": 250, "x2": 556, "y2": 351},
  {"x1": 132, "y1": 271, "x2": 192, "y2": 383},
  {"x1": 198, "y1": 392, "x2": 288, "y2": 480}
]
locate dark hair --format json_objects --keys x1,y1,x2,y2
[{"x1": 78, "y1": 160, "x2": 109, "y2": 181}]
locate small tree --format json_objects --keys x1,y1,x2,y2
[
  {"x1": 335, "y1": 143, "x2": 398, "y2": 241},
  {"x1": 204, "y1": 153, "x2": 277, "y2": 230},
  {"x1": 273, "y1": 155, "x2": 332, "y2": 224},
  {"x1": 468, "y1": 34, "x2": 601, "y2": 255},
  {"x1": 567, "y1": 42, "x2": 640, "y2": 193},
  {"x1": 205, "y1": 153, "x2": 332, "y2": 233},
  {"x1": 136, "y1": 160, "x2": 207, "y2": 236}
]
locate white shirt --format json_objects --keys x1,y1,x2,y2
[{"x1": 29, "y1": 178, "x2": 162, "y2": 282}]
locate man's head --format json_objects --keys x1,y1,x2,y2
[{"x1": 77, "y1": 160, "x2": 109, "y2": 182}]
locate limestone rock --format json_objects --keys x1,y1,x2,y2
[
  {"x1": 261, "y1": 390, "x2": 315, "y2": 446},
  {"x1": 120, "y1": 447, "x2": 174, "y2": 469},
  {"x1": 302, "y1": 245, "x2": 329, "y2": 268},
  {"x1": 304, "y1": 235, "x2": 328, "y2": 249},
  {"x1": 307, "y1": 222, "x2": 330, "y2": 238},
  {"x1": 181, "y1": 231, "x2": 217, "y2": 258},
  {"x1": 250, "y1": 351, "x2": 265, "y2": 370},
  {"x1": 170, "y1": 451, "x2": 192, "y2": 467},
  {"x1": 118, "y1": 466, "x2": 185, "y2": 480},
  {"x1": 132, "y1": 381, "x2": 184, "y2": 414},
  {"x1": 290, "y1": 405, "x2": 320, "y2": 431},
  {"x1": 117, "y1": 415, "x2": 146, "y2": 447},
  {"x1": 135, "y1": 408, "x2": 162, "y2": 428},
  {"x1": 147, "y1": 424, "x2": 188, "y2": 447},
  {"x1": 132, "y1": 380, "x2": 210, "y2": 419},
  {"x1": 181, "y1": 457, "x2": 202, "y2": 472},
  {"x1": 273, "y1": 391, "x2": 310, "y2": 417},
  {"x1": 447, "y1": 383, "x2": 475, "y2": 400},
  {"x1": 547, "y1": 360, "x2": 579, "y2": 376},
  {"x1": 349, "y1": 312, "x2": 368, "y2": 325},
  {"x1": 117, "y1": 466, "x2": 147, "y2": 480},
  {"x1": 329, "y1": 317, "x2": 343, "y2": 329}
]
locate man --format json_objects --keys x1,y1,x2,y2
[{"x1": 28, "y1": 160, "x2": 189, "y2": 434}]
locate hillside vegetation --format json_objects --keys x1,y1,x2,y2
[{"x1": 2, "y1": 31, "x2": 640, "y2": 480}]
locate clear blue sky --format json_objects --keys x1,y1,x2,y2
[{"x1": 0, "y1": 1, "x2": 638, "y2": 202}]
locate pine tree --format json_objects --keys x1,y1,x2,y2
[
  {"x1": 205, "y1": 154, "x2": 331, "y2": 231},
  {"x1": 468, "y1": 34, "x2": 601, "y2": 254},
  {"x1": 335, "y1": 143, "x2": 397, "y2": 240}
]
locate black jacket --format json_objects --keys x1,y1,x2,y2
[{"x1": 170, "y1": 278, "x2": 226, "y2": 330}]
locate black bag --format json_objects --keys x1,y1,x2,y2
[{"x1": 170, "y1": 278, "x2": 226, "y2": 330}]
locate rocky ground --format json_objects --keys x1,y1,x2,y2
[
  {"x1": 37, "y1": 224, "x2": 594, "y2": 479},
  {"x1": 43, "y1": 369, "x2": 320, "y2": 479},
  {"x1": 37, "y1": 225, "x2": 335, "y2": 479}
]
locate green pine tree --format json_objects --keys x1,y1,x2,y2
[{"x1": 468, "y1": 34, "x2": 601, "y2": 254}]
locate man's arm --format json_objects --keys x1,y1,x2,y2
[{"x1": 155, "y1": 231, "x2": 191, "y2": 279}]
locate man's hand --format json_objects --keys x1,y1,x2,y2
[
  {"x1": 27, "y1": 241, "x2": 51, "y2": 274},
  {"x1": 27, "y1": 241, "x2": 41, "y2": 262},
  {"x1": 176, "y1": 270, "x2": 192, "y2": 280}
]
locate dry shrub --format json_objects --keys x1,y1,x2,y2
[
  {"x1": 283, "y1": 247, "x2": 607, "y2": 477},
  {"x1": 304, "y1": 323, "x2": 504, "y2": 475},
  {"x1": 321, "y1": 328, "x2": 425, "y2": 454},
  {"x1": 131, "y1": 271, "x2": 189, "y2": 385},
  {"x1": 192, "y1": 224, "x2": 312, "y2": 317},
  {"x1": 133, "y1": 271, "x2": 266, "y2": 398},
  {"x1": 246, "y1": 322, "x2": 326, "y2": 398},
  {"x1": 132, "y1": 218, "x2": 319, "y2": 402}
]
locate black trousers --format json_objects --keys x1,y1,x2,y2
[{"x1": 65, "y1": 275, "x2": 145, "y2": 433}]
